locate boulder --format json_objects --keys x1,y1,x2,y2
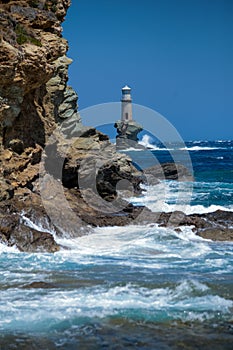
[
  {"x1": 197, "y1": 228, "x2": 233, "y2": 241},
  {"x1": 114, "y1": 120, "x2": 143, "y2": 150},
  {"x1": 0, "y1": 197, "x2": 60, "y2": 252},
  {"x1": 144, "y1": 162, "x2": 194, "y2": 184}
]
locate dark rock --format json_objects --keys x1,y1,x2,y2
[
  {"x1": 156, "y1": 210, "x2": 233, "y2": 241},
  {"x1": 197, "y1": 228, "x2": 233, "y2": 241},
  {"x1": 202, "y1": 210, "x2": 233, "y2": 227},
  {"x1": 7, "y1": 223, "x2": 59, "y2": 253},
  {"x1": 0, "y1": 177, "x2": 14, "y2": 201},
  {"x1": 8, "y1": 138, "x2": 24, "y2": 154},
  {"x1": 23, "y1": 281, "x2": 56, "y2": 289},
  {"x1": 144, "y1": 163, "x2": 194, "y2": 184},
  {"x1": 0, "y1": 199, "x2": 60, "y2": 253},
  {"x1": 43, "y1": 129, "x2": 143, "y2": 199}
]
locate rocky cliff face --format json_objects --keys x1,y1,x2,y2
[
  {"x1": 0, "y1": 0, "x2": 73, "y2": 147},
  {"x1": 0, "y1": 0, "x2": 77, "y2": 196},
  {"x1": 0, "y1": 0, "x2": 143, "y2": 251}
]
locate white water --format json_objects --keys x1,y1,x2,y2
[
  {"x1": 138, "y1": 135, "x2": 162, "y2": 150},
  {"x1": 129, "y1": 182, "x2": 233, "y2": 214},
  {"x1": 180, "y1": 146, "x2": 221, "y2": 151},
  {"x1": 138, "y1": 135, "x2": 229, "y2": 151},
  {"x1": 1, "y1": 141, "x2": 233, "y2": 348},
  {"x1": 0, "y1": 278, "x2": 232, "y2": 333},
  {"x1": 1, "y1": 215, "x2": 233, "y2": 336}
]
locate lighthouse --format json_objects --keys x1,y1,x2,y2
[
  {"x1": 114, "y1": 85, "x2": 143, "y2": 149},
  {"x1": 121, "y1": 85, "x2": 132, "y2": 122}
]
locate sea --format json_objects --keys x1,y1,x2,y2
[{"x1": 0, "y1": 140, "x2": 233, "y2": 349}]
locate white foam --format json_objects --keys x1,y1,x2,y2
[
  {"x1": 21, "y1": 214, "x2": 57, "y2": 236},
  {"x1": 131, "y1": 182, "x2": 233, "y2": 215},
  {"x1": 56, "y1": 223, "x2": 213, "y2": 268},
  {"x1": 119, "y1": 147, "x2": 144, "y2": 152},
  {"x1": 159, "y1": 203, "x2": 233, "y2": 215},
  {"x1": 138, "y1": 136, "x2": 227, "y2": 151},
  {"x1": 138, "y1": 134, "x2": 166, "y2": 150},
  {"x1": 0, "y1": 279, "x2": 231, "y2": 330},
  {"x1": 180, "y1": 146, "x2": 221, "y2": 151},
  {"x1": 0, "y1": 243, "x2": 19, "y2": 254}
]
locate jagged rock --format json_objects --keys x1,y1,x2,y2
[
  {"x1": 10, "y1": 224, "x2": 60, "y2": 253},
  {"x1": 146, "y1": 210, "x2": 233, "y2": 241},
  {"x1": 1, "y1": 144, "x2": 42, "y2": 188},
  {"x1": 43, "y1": 127, "x2": 143, "y2": 201},
  {"x1": 1, "y1": 149, "x2": 13, "y2": 160},
  {"x1": 58, "y1": 86, "x2": 79, "y2": 119},
  {"x1": 0, "y1": 1, "x2": 70, "y2": 150},
  {"x1": 0, "y1": 203, "x2": 60, "y2": 252},
  {"x1": 144, "y1": 163, "x2": 194, "y2": 184}
]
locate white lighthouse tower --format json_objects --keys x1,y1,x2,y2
[{"x1": 121, "y1": 85, "x2": 132, "y2": 122}]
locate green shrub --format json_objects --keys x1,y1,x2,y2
[
  {"x1": 15, "y1": 24, "x2": 28, "y2": 45},
  {"x1": 29, "y1": 0, "x2": 39, "y2": 7},
  {"x1": 29, "y1": 37, "x2": 42, "y2": 47},
  {"x1": 15, "y1": 24, "x2": 42, "y2": 47}
]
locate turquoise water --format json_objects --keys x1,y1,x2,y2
[{"x1": 0, "y1": 140, "x2": 233, "y2": 349}]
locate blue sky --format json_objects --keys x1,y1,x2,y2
[{"x1": 62, "y1": 0, "x2": 233, "y2": 140}]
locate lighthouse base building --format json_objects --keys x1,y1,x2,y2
[{"x1": 114, "y1": 85, "x2": 143, "y2": 150}]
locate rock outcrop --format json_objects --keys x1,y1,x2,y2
[
  {"x1": 0, "y1": 200, "x2": 60, "y2": 252},
  {"x1": 0, "y1": 0, "x2": 143, "y2": 252},
  {"x1": 144, "y1": 162, "x2": 194, "y2": 184},
  {"x1": 0, "y1": 0, "x2": 74, "y2": 172},
  {"x1": 114, "y1": 120, "x2": 143, "y2": 150}
]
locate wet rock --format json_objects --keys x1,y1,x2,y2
[
  {"x1": 0, "y1": 198, "x2": 60, "y2": 253},
  {"x1": 197, "y1": 228, "x2": 233, "y2": 241},
  {"x1": 144, "y1": 163, "x2": 194, "y2": 184},
  {"x1": 12, "y1": 224, "x2": 60, "y2": 252},
  {"x1": 202, "y1": 210, "x2": 233, "y2": 227},
  {"x1": 22, "y1": 281, "x2": 56, "y2": 289},
  {"x1": 155, "y1": 210, "x2": 233, "y2": 241}
]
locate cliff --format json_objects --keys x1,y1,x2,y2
[
  {"x1": 0, "y1": 0, "x2": 76, "y2": 197},
  {"x1": 0, "y1": 0, "x2": 143, "y2": 251}
]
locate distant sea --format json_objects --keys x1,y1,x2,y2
[{"x1": 0, "y1": 140, "x2": 233, "y2": 349}]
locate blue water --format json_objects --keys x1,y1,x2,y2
[{"x1": 0, "y1": 140, "x2": 233, "y2": 349}]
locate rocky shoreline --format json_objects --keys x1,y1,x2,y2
[
  {"x1": 1, "y1": 185, "x2": 233, "y2": 253},
  {"x1": 0, "y1": 1, "x2": 232, "y2": 253}
]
